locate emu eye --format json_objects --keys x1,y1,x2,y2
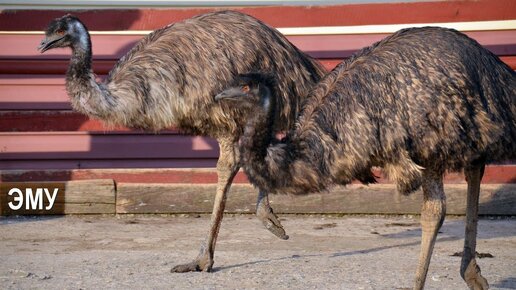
[
  {"x1": 242, "y1": 85, "x2": 250, "y2": 93},
  {"x1": 56, "y1": 29, "x2": 65, "y2": 36}
]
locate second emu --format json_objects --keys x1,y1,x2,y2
[{"x1": 216, "y1": 27, "x2": 516, "y2": 289}]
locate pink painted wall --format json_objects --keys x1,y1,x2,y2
[{"x1": 1, "y1": 3, "x2": 515, "y2": 171}]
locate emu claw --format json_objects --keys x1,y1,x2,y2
[
  {"x1": 464, "y1": 259, "x2": 489, "y2": 290},
  {"x1": 171, "y1": 257, "x2": 213, "y2": 273},
  {"x1": 256, "y1": 202, "x2": 289, "y2": 240}
]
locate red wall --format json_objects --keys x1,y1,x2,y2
[{"x1": 1, "y1": 1, "x2": 515, "y2": 176}]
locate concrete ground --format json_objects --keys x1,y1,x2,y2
[{"x1": 1, "y1": 214, "x2": 515, "y2": 289}]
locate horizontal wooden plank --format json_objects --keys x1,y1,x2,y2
[
  {"x1": 0, "y1": 132, "x2": 219, "y2": 160},
  {"x1": 4, "y1": 58, "x2": 327, "y2": 75},
  {"x1": 0, "y1": 89, "x2": 70, "y2": 110},
  {"x1": 1, "y1": 55, "x2": 516, "y2": 79},
  {"x1": 0, "y1": 75, "x2": 72, "y2": 110},
  {"x1": 0, "y1": 168, "x2": 249, "y2": 184},
  {"x1": 0, "y1": 110, "x2": 131, "y2": 132},
  {"x1": 0, "y1": 159, "x2": 218, "y2": 170},
  {"x1": 0, "y1": 110, "x2": 178, "y2": 132},
  {"x1": 2, "y1": 31, "x2": 514, "y2": 61},
  {"x1": 115, "y1": 183, "x2": 516, "y2": 215},
  {"x1": 0, "y1": 34, "x2": 139, "y2": 60},
  {"x1": 3, "y1": 179, "x2": 514, "y2": 215},
  {"x1": 7, "y1": 20, "x2": 516, "y2": 37},
  {"x1": 0, "y1": 179, "x2": 115, "y2": 215},
  {"x1": 0, "y1": 59, "x2": 115, "y2": 75},
  {"x1": 287, "y1": 31, "x2": 516, "y2": 58},
  {"x1": 1, "y1": 1, "x2": 514, "y2": 31},
  {"x1": 1, "y1": 166, "x2": 514, "y2": 184}
]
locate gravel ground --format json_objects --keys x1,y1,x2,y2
[{"x1": 1, "y1": 214, "x2": 515, "y2": 289}]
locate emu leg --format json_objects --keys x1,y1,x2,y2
[
  {"x1": 256, "y1": 190, "x2": 289, "y2": 240},
  {"x1": 171, "y1": 139, "x2": 239, "y2": 273},
  {"x1": 461, "y1": 165, "x2": 489, "y2": 290},
  {"x1": 414, "y1": 172, "x2": 446, "y2": 290}
]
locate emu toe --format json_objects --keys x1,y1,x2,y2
[
  {"x1": 464, "y1": 259, "x2": 489, "y2": 290},
  {"x1": 171, "y1": 257, "x2": 214, "y2": 273},
  {"x1": 256, "y1": 203, "x2": 289, "y2": 240}
]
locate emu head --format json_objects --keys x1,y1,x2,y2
[
  {"x1": 215, "y1": 73, "x2": 277, "y2": 111},
  {"x1": 38, "y1": 14, "x2": 89, "y2": 53}
]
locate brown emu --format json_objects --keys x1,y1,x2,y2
[
  {"x1": 38, "y1": 11, "x2": 326, "y2": 272},
  {"x1": 216, "y1": 27, "x2": 516, "y2": 289}
]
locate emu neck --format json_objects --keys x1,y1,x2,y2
[
  {"x1": 241, "y1": 96, "x2": 276, "y2": 160},
  {"x1": 68, "y1": 38, "x2": 92, "y2": 78},
  {"x1": 239, "y1": 93, "x2": 279, "y2": 192},
  {"x1": 65, "y1": 24, "x2": 116, "y2": 120}
]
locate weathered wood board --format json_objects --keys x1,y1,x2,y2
[
  {"x1": 116, "y1": 183, "x2": 516, "y2": 215},
  {"x1": 0, "y1": 179, "x2": 115, "y2": 215},
  {"x1": 2, "y1": 180, "x2": 513, "y2": 215}
]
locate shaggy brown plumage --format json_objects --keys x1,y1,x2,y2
[
  {"x1": 38, "y1": 11, "x2": 326, "y2": 272},
  {"x1": 217, "y1": 27, "x2": 515, "y2": 289},
  {"x1": 39, "y1": 12, "x2": 324, "y2": 133},
  {"x1": 220, "y1": 27, "x2": 515, "y2": 196}
]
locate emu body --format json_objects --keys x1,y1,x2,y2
[
  {"x1": 39, "y1": 11, "x2": 326, "y2": 272},
  {"x1": 218, "y1": 27, "x2": 515, "y2": 289}
]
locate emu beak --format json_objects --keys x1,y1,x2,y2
[
  {"x1": 214, "y1": 88, "x2": 246, "y2": 101},
  {"x1": 37, "y1": 35, "x2": 64, "y2": 53},
  {"x1": 214, "y1": 92, "x2": 228, "y2": 101}
]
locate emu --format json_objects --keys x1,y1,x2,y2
[
  {"x1": 216, "y1": 27, "x2": 516, "y2": 289},
  {"x1": 38, "y1": 11, "x2": 326, "y2": 272}
]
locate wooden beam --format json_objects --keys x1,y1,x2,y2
[
  {"x1": 2, "y1": 31, "x2": 514, "y2": 61},
  {"x1": 0, "y1": 159, "x2": 219, "y2": 171},
  {"x1": 0, "y1": 179, "x2": 115, "y2": 215},
  {"x1": 2, "y1": 166, "x2": 514, "y2": 184},
  {"x1": 1, "y1": 0, "x2": 515, "y2": 30},
  {"x1": 0, "y1": 111, "x2": 129, "y2": 132},
  {"x1": 0, "y1": 132, "x2": 219, "y2": 160},
  {"x1": 2, "y1": 178, "x2": 513, "y2": 215},
  {"x1": 116, "y1": 183, "x2": 516, "y2": 215}
]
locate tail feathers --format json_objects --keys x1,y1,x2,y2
[{"x1": 383, "y1": 152, "x2": 424, "y2": 195}]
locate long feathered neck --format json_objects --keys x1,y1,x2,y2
[
  {"x1": 241, "y1": 86, "x2": 277, "y2": 161},
  {"x1": 239, "y1": 78, "x2": 340, "y2": 195},
  {"x1": 66, "y1": 21, "x2": 116, "y2": 119},
  {"x1": 239, "y1": 82, "x2": 328, "y2": 195},
  {"x1": 68, "y1": 23, "x2": 92, "y2": 75},
  {"x1": 239, "y1": 85, "x2": 289, "y2": 193}
]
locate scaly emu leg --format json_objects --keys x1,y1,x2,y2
[
  {"x1": 171, "y1": 139, "x2": 239, "y2": 272},
  {"x1": 461, "y1": 164, "x2": 489, "y2": 290},
  {"x1": 414, "y1": 171, "x2": 446, "y2": 290},
  {"x1": 256, "y1": 190, "x2": 289, "y2": 240}
]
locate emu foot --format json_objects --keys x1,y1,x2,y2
[
  {"x1": 171, "y1": 256, "x2": 213, "y2": 273},
  {"x1": 464, "y1": 259, "x2": 489, "y2": 290},
  {"x1": 256, "y1": 202, "x2": 289, "y2": 240}
]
